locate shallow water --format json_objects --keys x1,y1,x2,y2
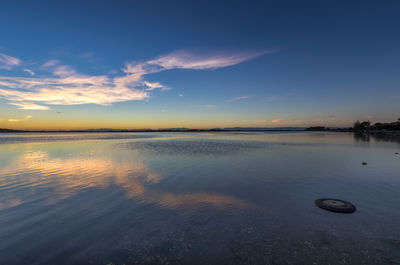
[{"x1": 0, "y1": 132, "x2": 399, "y2": 265}]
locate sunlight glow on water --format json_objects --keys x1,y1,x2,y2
[{"x1": 0, "y1": 132, "x2": 399, "y2": 264}]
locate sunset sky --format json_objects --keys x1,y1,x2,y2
[{"x1": 0, "y1": 0, "x2": 399, "y2": 130}]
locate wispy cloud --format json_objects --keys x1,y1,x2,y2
[
  {"x1": 23, "y1": 68, "x2": 35, "y2": 76},
  {"x1": 9, "y1": 102, "x2": 49, "y2": 110},
  {"x1": 266, "y1": 95, "x2": 279, "y2": 102},
  {"x1": 0, "y1": 50, "x2": 265, "y2": 109},
  {"x1": 124, "y1": 50, "x2": 266, "y2": 74},
  {"x1": 272, "y1": 119, "x2": 281, "y2": 123},
  {"x1": 42, "y1": 59, "x2": 60, "y2": 68},
  {"x1": 144, "y1": 81, "x2": 169, "y2": 91},
  {"x1": 8, "y1": 115, "x2": 32, "y2": 122},
  {"x1": 0, "y1": 74, "x2": 149, "y2": 106},
  {"x1": 365, "y1": 115, "x2": 374, "y2": 119},
  {"x1": 202, "y1": 104, "x2": 216, "y2": 110},
  {"x1": 0, "y1": 53, "x2": 21, "y2": 70},
  {"x1": 329, "y1": 116, "x2": 336, "y2": 121},
  {"x1": 79, "y1": 52, "x2": 94, "y2": 58},
  {"x1": 227, "y1": 95, "x2": 252, "y2": 102}
]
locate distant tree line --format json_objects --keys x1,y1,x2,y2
[
  {"x1": 353, "y1": 118, "x2": 400, "y2": 131},
  {"x1": 305, "y1": 126, "x2": 327, "y2": 131}
]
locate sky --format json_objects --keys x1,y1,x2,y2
[{"x1": 0, "y1": 0, "x2": 399, "y2": 130}]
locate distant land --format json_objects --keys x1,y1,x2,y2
[
  {"x1": 1, "y1": 123, "x2": 399, "y2": 136},
  {"x1": 4, "y1": 119, "x2": 398, "y2": 134},
  {"x1": 3, "y1": 119, "x2": 399, "y2": 134},
  {"x1": 0, "y1": 127, "x2": 353, "y2": 133},
  {"x1": 0, "y1": 127, "x2": 305, "y2": 133}
]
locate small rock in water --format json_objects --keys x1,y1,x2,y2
[
  {"x1": 362, "y1": 162, "x2": 367, "y2": 165},
  {"x1": 315, "y1": 198, "x2": 356, "y2": 213},
  {"x1": 395, "y1": 152, "x2": 399, "y2": 155}
]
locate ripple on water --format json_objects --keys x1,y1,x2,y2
[{"x1": 118, "y1": 139, "x2": 269, "y2": 156}]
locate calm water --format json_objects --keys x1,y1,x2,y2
[{"x1": 0, "y1": 132, "x2": 399, "y2": 265}]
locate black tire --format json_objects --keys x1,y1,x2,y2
[{"x1": 315, "y1": 198, "x2": 356, "y2": 213}]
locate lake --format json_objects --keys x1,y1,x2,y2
[{"x1": 0, "y1": 132, "x2": 399, "y2": 264}]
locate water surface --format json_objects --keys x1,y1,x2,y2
[{"x1": 0, "y1": 132, "x2": 399, "y2": 264}]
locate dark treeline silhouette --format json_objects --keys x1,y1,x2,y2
[
  {"x1": 305, "y1": 126, "x2": 326, "y2": 131},
  {"x1": 305, "y1": 126, "x2": 352, "y2": 132},
  {"x1": 0, "y1": 128, "x2": 22, "y2": 133},
  {"x1": 0, "y1": 127, "x2": 306, "y2": 133},
  {"x1": 353, "y1": 118, "x2": 400, "y2": 131}
]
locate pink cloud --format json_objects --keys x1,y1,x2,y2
[{"x1": 0, "y1": 53, "x2": 21, "y2": 70}]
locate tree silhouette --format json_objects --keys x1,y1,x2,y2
[{"x1": 354, "y1": 118, "x2": 400, "y2": 131}]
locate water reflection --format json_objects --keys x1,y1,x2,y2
[
  {"x1": 0, "y1": 132, "x2": 159, "y2": 144},
  {"x1": 1, "y1": 132, "x2": 400, "y2": 265},
  {"x1": 0, "y1": 148, "x2": 254, "y2": 212},
  {"x1": 353, "y1": 132, "x2": 400, "y2": 144},
  {"x1": 119, "y1": 139, "x2": 267, "y2": 156},
  {"x1": 0, "y1": 198, "x2": 22, "y2": 211}
]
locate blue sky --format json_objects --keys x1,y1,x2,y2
[{"x1": 0, "y1": 0, "x2": 399, "y2": 129}]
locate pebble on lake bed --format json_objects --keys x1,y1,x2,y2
[{"x1": 362, "y1": 162, "x2": 367, "y2": 165}]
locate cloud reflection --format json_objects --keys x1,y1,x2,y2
[{"x1": 0, "y1": 150, "x2": 255, "y2": 211}]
